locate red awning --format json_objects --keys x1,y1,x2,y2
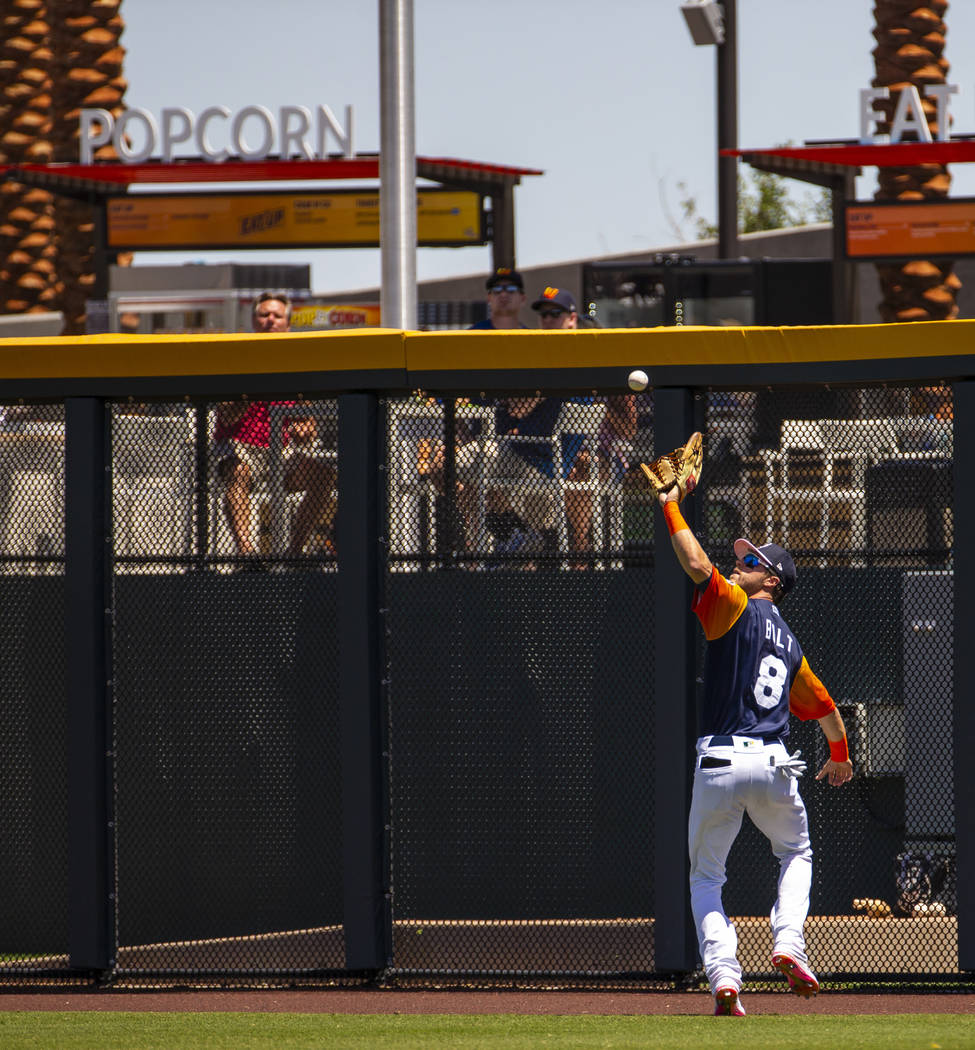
[
  {"x1": 724, "y1": 141, "x2": 975, "y2": 168},
  {"x1": 0, "y1": 155, "x2": 544, "y2": 191}
]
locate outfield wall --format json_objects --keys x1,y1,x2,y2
[{"x1": 0, "y1": 321, "x2": 969, "y2": 988}]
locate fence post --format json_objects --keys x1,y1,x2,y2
[
  {"x1": 952, "y1": 380, "x2": 975, "y2": 970},
  {"x1": 336, "y1": 393, "x2": 389, "y2": 972},
  {"x1": 65, "y1": 397, "x2": 115, "y2": 972},
  {"x1": 652, "y1": 387, "x2": 699, "y2": 974}
]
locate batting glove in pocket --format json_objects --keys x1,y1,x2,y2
[{"x1": 776, "y1": 750, "x2": 807, "y2": 779}]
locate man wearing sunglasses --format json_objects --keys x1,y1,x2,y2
[
  {"x1": 531, "y1": 285, "x2": 579, "y2": 329},
  {"x1": 657, "y1": 484, "x2": 853, "y2": 1017},
  {"x1": 468, "y1": 267, "x2": 527, "y2": 329}
]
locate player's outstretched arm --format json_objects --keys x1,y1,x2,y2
[
  {"x1": 658, "y1": 490, "x2": 712, "y2": 584},
  {"x1": 814, "y1": 707, "x2": 854, "y2": 786},
  {"x1": 643, "y1": 432, "x2": 709, "y2": 582}
]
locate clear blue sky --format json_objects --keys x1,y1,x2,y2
[{"x1": 119, "y1": 0, "x2": 975, "y2": 293}]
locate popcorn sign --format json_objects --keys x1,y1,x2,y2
[{"x1": 80, "y1": 104, "x2": 356, "y2": 164}]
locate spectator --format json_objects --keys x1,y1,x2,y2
[
  {"x1": 213, "y1": 293, "x2": 336, "y2": 560},
  {"x1": 426, "y1": 394, "x2": 565, "y2": 558},
  {"x1": 251, "y1": 292, "x2": 291, "y2": 334},
  {"x1": 475, "y1": 395, "x2": 565, "y2": 554},
  {"x1": 469, "y1": 267, "x2": 528, "y2": 330},
  {"x1": 532, "y1": 285, "x2": 580, "y2": 330},
  {"x1": 530, "y1": 287, "x2": 638, "y2": 558}
]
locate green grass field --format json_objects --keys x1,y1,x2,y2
[{"x1": 0, "y1": 1013, "x2": 969, "y2": 1050}]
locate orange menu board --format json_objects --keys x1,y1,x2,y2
[
  {"x1": 107, "y1": 190, "x2": 485, "y2": 249},
  {"x1": 845, "y1": 200, "x2": 975, "y2": 259}
]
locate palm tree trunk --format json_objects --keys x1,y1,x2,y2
[
  {"x1": 1, "y1": 0, "x2": 127, "y2": 331},
  {"x1": 0, "y1": 0, "x2": 59, "y2": 314},
  {"x1": 49, "y1": 0, "x2": 128, "y2": 334},
  {"x1": 872, "y1": 0, "x2": 960, "y2": 321}
]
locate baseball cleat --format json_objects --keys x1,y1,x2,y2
[
  {"x1": 713, "y1": 985, "x2": 746, "y2": 1015},
  {"x1": 771, "y1": 952, "x2": 819, "y2": 998}
]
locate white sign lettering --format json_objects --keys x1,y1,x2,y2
[
  {"x1": 925, "y1": 83, "x2": 957, "y2": 140},
  {"x1": 859, "y1": 84, "x2": 958, "y2": 145},
  {"x1": 80, "y1": 104, "x2": 356, "y2": 164}
]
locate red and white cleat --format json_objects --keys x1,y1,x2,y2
[
  {"x1": 771, "y1": 952, "x2": 820, "y2": 998},
  {"x1": 713, "y1": 985, "x2": 746, "y2": 1015}
]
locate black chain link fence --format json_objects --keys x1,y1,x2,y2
[
  {"x1": 385, "y1": 392, "x2": 657, "y2": 978},
  {"x1": 0, "y1": 403, "x2": 68, "y2": 976},
  {"x1": 0, "y1": 383, "x2": 965, "y2": 988},
  {"x1": 111, "y1": 400, "x2": 344, "y2": 976}
]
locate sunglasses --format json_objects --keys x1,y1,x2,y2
[
  {"x1": 490, "y1": 283, "x2": 521, "y2": 294},
  {"x1": 539, "y1": 309, "x2": 566, "y2": 319},
  {"x1": 741, "y1": 552, "x2": 766, "y2": 570}
]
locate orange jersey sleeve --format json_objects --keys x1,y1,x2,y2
[
  {"x1": 692, "y1": 566, "x2": 748, "y2": 641},
  {"x1": 789, "y1": 657, "x2": 837, "y2": 720}
]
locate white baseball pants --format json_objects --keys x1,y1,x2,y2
[{"x1": 687, "y1": 735, "x2": 813, "y2": 994}]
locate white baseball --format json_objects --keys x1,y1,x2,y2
[{"x1": 628, "y1": 368, "x2": 649, "y2": 392}]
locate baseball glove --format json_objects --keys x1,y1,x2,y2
[{"x1": 639, "y1": 431, "x2": 703, "y2": 502}]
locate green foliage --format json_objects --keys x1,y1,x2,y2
[
  {"x1": 675, "y1": 168, "x2": 831, "y2": 240},
  {"x1": 740, "y1": 168, "x2": 814, "y2": 233},
  {"x1": 0, "y1": 1011, "x2": 973, "y2": 1050}
]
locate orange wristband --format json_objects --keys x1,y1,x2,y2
[
  {"x1": 829, "y1": 736, "x2": 849, "y2": 764},
  {"x1": 662, "y1": 501, "x2": 688, "y2": 536}
]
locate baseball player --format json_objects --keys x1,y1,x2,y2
[{"x1": 655, "y1": 460, "x2": 853, "y2": 1016}]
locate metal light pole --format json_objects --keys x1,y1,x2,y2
[
  {"x1": 680, "y1": 0, "x2": 738, "y2": 258},
  {"x1": 379, "y1": 0, "x2": 417, "y2": 329},
  {"x1": 716, "y1": 0, "x2": 738, "y2": 258}
]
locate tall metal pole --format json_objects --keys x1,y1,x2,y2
[
  {"x1": 379, "y1": 0, "x2": 417, "y2": 329},
  {"x1": 716, "y1": 0, "x2": 738, "y2": 258}
]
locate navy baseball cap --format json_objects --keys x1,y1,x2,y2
[
  {"x1": 531, "y1": 286, "x2": 578, "y2": 313},
  {"x1": 486, "y1": 267, "x2": 524, "y2": 291},
  {"x1": 733, "y1": 538, "x2": 797, "y2": 594}
]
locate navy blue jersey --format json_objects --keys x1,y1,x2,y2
[
  {"x1": 467, "y1": 319, "x2": 528, "y2": 329},
  {"x1": 467, "y1": 396, "x2": 588, "y2": 478},
  {"x1": 693, "y1": 568, "x2": 804, "y2": 740}
]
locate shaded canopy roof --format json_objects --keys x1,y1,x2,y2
[
  {"x1": 0, "y1": 155, "x2": 544, "y2": 195},
  {"x1": 726, "y1": 140, "x2": 975, "y2": 169}
]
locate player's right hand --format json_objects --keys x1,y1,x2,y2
[{"x1": 815, "y1": 759, "x2": 853, "y2": 787}]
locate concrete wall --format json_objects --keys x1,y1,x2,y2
[
  {"x1": 324, "y1": 225, "x2": 839, "y2": 324},
  {"x1": 108, "y1": 223, "x2": 975, "y2": 328}
]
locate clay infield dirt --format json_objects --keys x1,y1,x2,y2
[{"x1": 0, "y1": 988, "x2": 972, "y2": 1014}]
